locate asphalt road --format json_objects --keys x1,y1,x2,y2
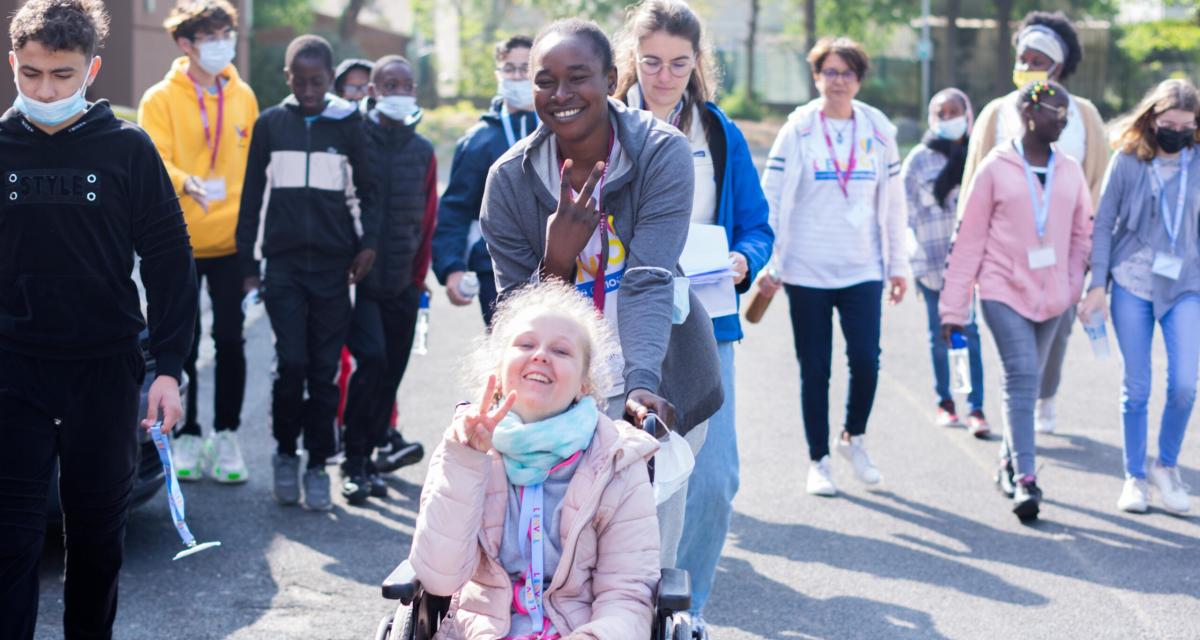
[{"x1": 36, "y1": 282, "x2": 1200, "y2": 639}]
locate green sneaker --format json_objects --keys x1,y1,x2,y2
[
  {"x1": 173, "y1": 434, "x2": 205, "y2": 482},
  {"x1": 208, "y1": 431, "x2": 249, "y2": 484}
]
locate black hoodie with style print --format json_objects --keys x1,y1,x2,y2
[
  {"x1": 0, "y1": 100, "x2": 198, "y2": 381},
  {"x1": 236, "y1": 94, "x2": 379, "y2": 277}
]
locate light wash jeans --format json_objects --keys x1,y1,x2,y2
[
  {"x1": 1110, "y1": 283, "x2": 1200, "y2": 479},
  {"x1": 917, "y1": 282, "x2": 985, "y2": 411},
  {"x1": 677, "y1": 340, "x2": 737, "y2": 617},
  {"x1": 980, "y1": 300, "x2": 1063, "y2": 478},
  {"x1": 604, "y1": 394, "x2": 707, "y2": 568}
]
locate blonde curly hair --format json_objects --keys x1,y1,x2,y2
[{"x1": 463, "y1": 281, "x2": 617, "y2": 410}]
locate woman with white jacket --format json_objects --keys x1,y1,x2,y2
[{"x1": 760, "y1": 36, "x2": 909, "y2": 497}]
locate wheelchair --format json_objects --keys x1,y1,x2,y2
[{"x1": 373, "y1": 559, "x2": 695, "y2": 640}]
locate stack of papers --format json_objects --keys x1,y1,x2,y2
[{"x1": 679, "y1": 224, "x2": 738, "y2": 318}]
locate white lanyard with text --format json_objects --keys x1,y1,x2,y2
[
  {"x1": 1151, "y1": 147, "x2": 1190, "y2": 253},
  {"x1": 502, "y1": 104, "x2": 537, "y2": 148},
  {"x1": 1014, "y1": 139, "x2": 1057, "y2": 238},
  {"x1": 517, "y1": 483, "x2": 549, "y2": 636}
]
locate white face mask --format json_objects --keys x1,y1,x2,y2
[
  {"x1": 934, "y1": 116, "x2": 968, "y2": 141},
  {"x1": 12, "y1": 54, "x2": 94, "y2": 127},
  {"x1": 196, "y1": 38, "x2": 236, "y2": 75},
  {"x1": 499, "y1": 78, "x2": 533, "y2": 111},
  {"x1": 376, "y1": 94, "x2": 417, "y2": 122}
]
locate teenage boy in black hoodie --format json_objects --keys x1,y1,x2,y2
[
  {"x1": 0, "y1": 1, "x2": 197, "y2": 637},
  {"x1": 237, "y1": 34, "x2": 378, "y2": 512},
  {"x1": 340, "y1": 55, "x2": 437, "y2": 504}
]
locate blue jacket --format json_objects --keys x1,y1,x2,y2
[
  {"x1": 701, "y1": 102, "x2": 774, "y2": 342},
  {"x1": 431, "y1": 98, "x2": 538, "y2": 283}
]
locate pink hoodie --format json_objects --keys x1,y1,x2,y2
[{"x1": 940, "y1": 144, "x2": 1093, "y2": 326}]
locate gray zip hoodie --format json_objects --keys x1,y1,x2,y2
[{"x1": 481, "y1": 98, "x2": 722, "y2": 433}]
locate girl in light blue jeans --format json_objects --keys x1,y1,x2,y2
[{"x1": 1081, "y1": 78, "x2": 1200, "y2": 515}]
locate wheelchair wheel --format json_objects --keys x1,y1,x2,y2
[
  {"x1": 670, "y1": 612, "x2": 692, "y2": 640},
  {"x1": 373, "y1": 613, "x2": 393, "y2": 640},
  {"x1": 387, "y1": 603, "x2": 416, "y2": 640}
]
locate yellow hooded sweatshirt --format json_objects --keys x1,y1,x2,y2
[{"x1": 138, "y1": 57, "x2": 259, "y2": 259}]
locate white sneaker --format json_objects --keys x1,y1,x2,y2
[
  {"x1": 1147, "y1": 459, "x2": 1191, "y2": 514},
  {"x1": 836, "y1": 435, "x2": 882, "y2": 485},
  {"x1": 1117, "y1": 477, "x2": 1149, "y2": 513},
  {"x1": 173, "y1": 434, "x2": 205, "y2": 482},
  {"x1": 806, "y1": 456, "x2": 838, "y2": 496},
  {"x1": 1035, "y1": 396, "x2": 1057, "y2": 434},
  {"x1": 208, "y1": 431, "x2": 249, "y2": 484}
]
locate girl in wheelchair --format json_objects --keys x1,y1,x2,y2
[{"x1": 409, "y1": 282, "x2": 661, "y2": 639}]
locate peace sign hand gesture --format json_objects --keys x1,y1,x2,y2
[
  {"x1": 453, "y1": 375, "x2": 519, "y2": 453},
  {"x1": 542, "y1": 159, "x2": 607, "y2": 282}
]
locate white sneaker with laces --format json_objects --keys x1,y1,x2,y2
[
  {"x1": 1117, "y1": 477, "x2": 1149, "y2": 513},
  {"x1": 806, "y1": 455, "x2": 838, "y2": 496},
  {"x1": 173, "y1": 434, "x2": 205, "y2": 482},
  {"x1": 1147, "y1": 459, "x2": 1191, "y2": 514},
  {"x1": 1035, "y1": 396, "x2": 1057, "y2": 434},
  {"x1": 836, "y1": 435, "x2": 882, "y2": 485},
  {"x1": 208, "y1": 430, "x2": 249, "y2": 484}
]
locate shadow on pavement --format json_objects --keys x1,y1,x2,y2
[
  {"x1": 1038, "y1": 433, "x2": 1200, "y2": 490},
  {"x1": 711, "y1": 556, "x2": 951, "y2": 640}
]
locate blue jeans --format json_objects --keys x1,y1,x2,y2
[
  {"x1": 1110, "y1": 283, "x2": 1200, "y2": 479},
  {"x1": 917, "y1": 282, "x2": 984, "y2": 411},
  {"x1": 677, "y1": 340, "x2": 737, "y2": 617}
]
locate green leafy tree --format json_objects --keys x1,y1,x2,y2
[{"x1": 250, "y1": 0, "x2": 313, "y2": 107}]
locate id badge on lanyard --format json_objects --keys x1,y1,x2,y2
[
  {"x1": 189, "y1": 72, "x2": 227, "y2": 204},
  {"x1": 1151, "y1": 149, "x2": 1190, "y2": 280},
  {"x1": 1015, "y1": 140, "x2": 1058, "y2": 270}
]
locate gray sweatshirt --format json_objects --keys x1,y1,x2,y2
[
  {"x1": 1090, "y1": 150, "x2": 1200, "y2": 319},
  {"x1": 481, "y1": 98, "x2": 722, "y2": 434}
]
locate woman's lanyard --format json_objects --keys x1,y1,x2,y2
[
  {"x1": 558, "y1": 129, "x2": 616, "y2": 312},
  {"x1": 1151, "y1": 148, "x2": 1190, "y2": 254},
  {"x1": 819, "y1": 111, "x2": 857, "y2": 199},
  {"x1": 502, "y1": 104, "x2": 538, "y2": 148},
  {"x1": 517, "y1": 483, "x2": 548, "y2": 637},
  {"x1": 1014, "y1": 139, "x2": 1056, "y2": 239},
  {"x1": 186, "y1": 72, "x2": 225, "y2": 173}
]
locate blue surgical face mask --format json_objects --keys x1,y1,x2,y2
[
  {"x1": 376, "y1": 94, "x2": 417, "y2": 122},
  {"x1": 12, "y1": 55, "x2": 94, "y2": 127},
  {"x1": 500, "y1": 78, "x2": 533, "y2": 111},
  {"x1": 934, "y1": 116, "x2": 968, "y2": 141},
  {"x1": 196, "y1": 38, "x2": 236, "y2": 75}
]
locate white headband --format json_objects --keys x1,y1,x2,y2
[{"x1": 1016, "y1": 25, "x2": 1066, "y2": 65}]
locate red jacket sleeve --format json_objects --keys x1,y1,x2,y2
[{"x1": 412, "y1": 156, "x2": 439, "y2": 285}]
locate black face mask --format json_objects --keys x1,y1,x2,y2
[{"x1": 1155, "y1": 127, "x2": 1197, "y2": 154}]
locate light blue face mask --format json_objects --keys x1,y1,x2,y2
[
  {"x1": 375, "y1": 94, "x2": 417, "y2": 122},
  {"x1": 196, "y1": 38, "x2": 235, "y2": 75},
  {"x1": 12, "y1": 55, "x2": 94, "y2": 127}
]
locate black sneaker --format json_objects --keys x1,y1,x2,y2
[
  {"x1": 365, "y1": 460, "x2": 387, "y2": 498},
  {"x1": 1012, "y1": 477, "x2": 1042, "y2": 522},
  {"x1": 340, "y1": 457, "x2": 370, "y2": 506},
  {"x1": 374, "y1": 431, "x2": 424, "y2": 472},
  {"x1": 995, "y1": 457, "x2": 1016, "y2": 498}
]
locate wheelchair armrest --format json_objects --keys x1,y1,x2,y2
[
  {"x1": 381, "y1": 559, "x2": 422, "y2": 604},
  {"x1": 656, "y1": 567, "x2": 691, "y2": 614}
]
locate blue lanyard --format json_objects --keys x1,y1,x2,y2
[
  {"x1": 517, "y1": 483, "x2": 547, "y2": 634},
  {"x1": 1014, "y1": 139, "x2": 1056, "y2": 238},
  {"x1": 150, "y1": 426, "x2": 196, "y2": 547},
  {"x1": 1151, "y1": 147, "x2": 1190, "y2": 253},
  {"x1": 502, "y1": 104, "x2": 536, "y2": 148}
]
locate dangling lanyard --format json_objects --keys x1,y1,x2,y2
[
  {"x1": 1014, "y1": 139, "x2": 1057, "y2": 239},
  {"x1": 502, "y1": 104, "x2": 537, "y2": 148},
  {"x1": 517, "y1": 483, "x2": 548, "y2": 636},
  {"x1": 818, "y1": 111, "x2": 857, "y2": 199},
  {"x1": 1151, "y1": 147, "x2": 1190, "y2": 254},
  {"x1": 187, "y1": 71, "x2": 225, "y2": 172},
  {"x1": 558, "y1": 128, "x2": 616, "y2": 312}
]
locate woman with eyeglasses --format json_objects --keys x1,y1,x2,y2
[
  {"x1": 612, "y1": 0, "x2": 773, "y2": 631},
  {"x1": 1079, "y1": 79, "x2": 1200, "y2": 515},
  {"x1": 961, "y1": 11, "x2": 1108, "y2": 437},
  {"x1": 941, "y1": 82, "x2": 1093, "y2": 522},
  {"x1": 761, "y1": 36, "x2": 908, "y2": 498}
]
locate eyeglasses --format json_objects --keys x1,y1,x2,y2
[
  {"x1": 819, "y1": 68, "x2": 858, "y2": 83},
  {"x1": 193, "y1": 29, "x2": 236, "y2": 45},
  {"x1": 497, "y1": 64, "x2": 530, "y2": 78},
  {"x1": 638, "y1": 56, "x2": 695, "y2": 78}
]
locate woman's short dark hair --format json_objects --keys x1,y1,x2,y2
[
  {"x1": 494, "y1": 35, "x2": 533, "y2": 62},
  {"x1": 806, "y1": 36, "x2": 869, "y2": 81},
  {"x1": 532, "y1": 19, "x2": 614, "y2": 71},
  {"x1": 285, "y1": 34, "x2": 334, "y2": 73},
  {"x1": 1016, "y1": 11, "x2": 1083, "y2": 82},
  {"x1": 9, "y1": 0, "x2": 110, "y2": 57},
  {"x1": 163, "y1": 1, "x2": 238, "y2": 41}
]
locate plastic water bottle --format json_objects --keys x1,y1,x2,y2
[
  {"x1": 1082, "y1": 311, "x2": 1111, "y2": 361},
  {"x1": 413, "y1": 291, "x2": 430, "y2": 355},
  {"x1": 949, "y1": 331, "x2": 973, "y2": 396},
  {"x1": 458, "y1": 272, "x2": 480, "y2": 300}
]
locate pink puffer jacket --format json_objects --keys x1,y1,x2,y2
[{"x1": 409, "y1": 412, "x2": 661, "y2": 640}]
